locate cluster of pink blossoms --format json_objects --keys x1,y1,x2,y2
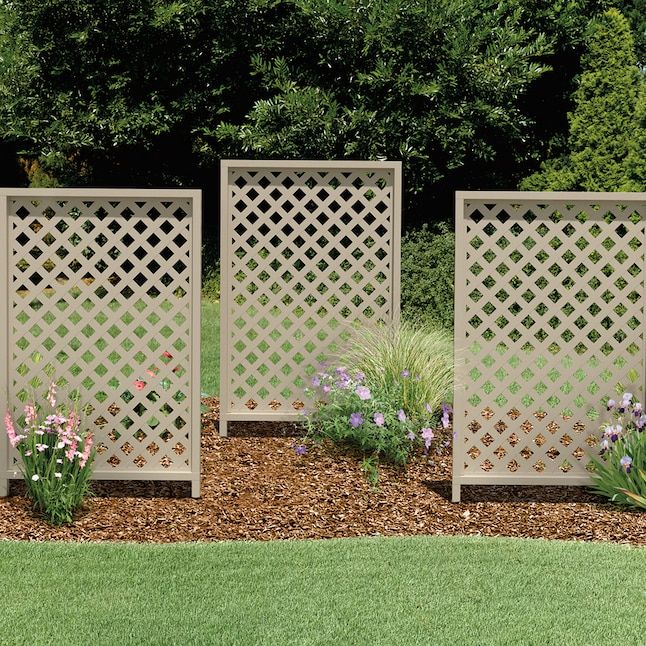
[{"x1": 4, "y1": 383, "x2": 94, "y2": 473}]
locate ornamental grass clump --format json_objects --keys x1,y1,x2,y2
[
  {"x1": 590, "y1": 390, "x2": 646, "y2": 510},
  {"x1": 340, "y1": 320, "x2": 454, "y2": 421},
  {"x1": 5, "y1": 381, "x2": 95, "y2": 525}
]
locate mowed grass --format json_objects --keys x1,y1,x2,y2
[
  {"x1": 201, "y1": 299, "x2": 219, "y2": 395},
  {"x1": 0, "y1": 535, "x2": 643, "y2": 646}
]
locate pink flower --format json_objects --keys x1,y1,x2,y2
[
  {"x1": 5, "y1": 411, "x2": 19, "y2": 448},
  {"x1": 66, "y1": 438, "x2": 78, "y2": 462},
  {"x1": 134, "y1": 380, "x2": 146, "y2": 391},
  {"x1": 397, "y1": 409, "x2": 407, "y2": 422},
  {"x1": 373, "y1": 412, "x2": 385, "y2": 427},
  {"x1": 65, "y1": 412, "x2": 79, "y2": 438},
  {"x1": 24, "y1": 403, "x2": 37, "y2": 425},
  {"x1": 46, "y1": 382, "x2": 57, "y2": 407},
  {"x1": 163, "y1": 351, "x2": 173, "y2": 359},
  {"x1": 79, "y1": 433, "x2": 94, "y2": 469}
]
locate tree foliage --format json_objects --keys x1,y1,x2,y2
[
  {"x1": 0, "y1": 0, "x2": 258, "y2": 185},
  {"x1": 214, "y1": 0, "x2": 552, "y2": 201},
  {"x1": 521, "y1": 8, "x2": 645, "y2": 192},
  {"x1": 0, "y1": 0, "x2": 641, "y2": 225}
]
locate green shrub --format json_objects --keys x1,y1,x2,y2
[
  {"x1": 401, "y1": 223, "x2": 454, "y2": 331},
  {"x1": 300, "y1": 322, "x2": 453, "y2": 484},
  {"x1": 590, "y1": 390, "x2": 646, "y2": 509},
  {"x1": 201, "y1": 256, "x2": 220, "y2": 302}
]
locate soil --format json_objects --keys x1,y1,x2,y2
[{"x1": 0, "y1": 397, "x2": 644, "y2": 545}]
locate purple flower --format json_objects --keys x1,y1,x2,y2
[
  {"x1": 620, "y1": 455, "x2": 632, "y2": 473},
  {"x1": 604, "y1": 424, "x2": 622, "y2": 442},
  {"x1": 415, "y1": 375, "x2": 421, "y2": 381},
  {"x1": 397, "y1": 409, "x2": 407, "y2": 422},
  {"x1": 350, "y1": 412, "x2": 364, "y2": 428},
  {"x1": 311, "y1": 375, "x2": 321, "y2": 387},
  {"x1": 638, "y1": 414, "x2": 646, "y2": 430},
  {"x1": 322, "y1": 385, "x2": 331, "y2": 394},
  {"x1": 421, "y1": 427, "x2": 435, "y2": 450},
  {"x1": 607, "y1": 399, "x2": 616, "y2": 411},
  {"x1": 619, "y1": 393, "x2": 632, "y2": 413},
  {"x1": 373, "y1": 412, "x2": 385, "y2": 427},
  {"x1": 425, "y1": 403, "x2": 433, "y2": 414},
  {"x1": 355, "y1": 371, "x2": 365, "y2": 383},
  {"x1": 294, "y1": 444, "x2": 307, "y2": 456},
  {"x1": 336, "y1": 373, "x2": 351, "y2": 389},
  {"x1": 356, "y1": 386, "x2": 371, "y2": 401},
  {"x1": 406, "y1": 430, "x2": 416, "y2": 441},
  {"x1": 441, "y1": 403, "x2": 452, "y2": 429},
  {"x1": 401, "y1": 370, "x2": 410, "y2": 378}
]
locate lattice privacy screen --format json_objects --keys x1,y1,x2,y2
[
  {"x1": 453, "y1": 192, "x2": 646, "y2": 502},
  {"x1": 220, "y1": 161, "x2": 401, "y2": 435},
  {"x1": 0, "y1": 190, "x2": 201, "y2": 497}
]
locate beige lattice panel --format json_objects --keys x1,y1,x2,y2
[
  {"x1": 453, "y1": 192, "x2": 646, "y2": 502},
  {"x1": 0, "y1": 190, "x2": 201, "y2": 497},
  {"x1": 220, "y1": 161, "x2": 401, "y2": 435}
]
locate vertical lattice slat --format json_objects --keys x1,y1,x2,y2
[
  {"x1": 220, "y1": 160, "x2": 401, "y2": 435},
  {"x1": 453, "y1": 192, "x2": 646, "y2": 501},
  {"x1": 2, "y1": 190, "x2": 201, "y2": 497}
]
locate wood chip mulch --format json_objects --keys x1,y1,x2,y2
[{"x1": 0, "y1": 397, "x2": 644, "y2": 545}]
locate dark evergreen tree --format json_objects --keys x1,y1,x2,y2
[{"x1": 521, "y1": 8, "x2": 645, "y2": 191}]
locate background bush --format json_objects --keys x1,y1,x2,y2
[{"x1": 401, "y1": 223, "x2": 455, "y2": 331}]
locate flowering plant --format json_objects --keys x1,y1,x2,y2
[
  {"x1": 590, "y1": 389, "x2": 646, "y2": 509},
  {"x1": 5, "y1": 381, "x2": 95, "y2": 524},
  {"x1": 299, "y1": 364, "x2": 450, "y2": 484}
]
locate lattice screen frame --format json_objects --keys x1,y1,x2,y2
[
  {"x1": 220, "y1": 160, "x2": 401, "y2": 435},
  {"x1": 0, "y1": 189, "x2": 202, "y2": 498},
  {"x1": 453, "y1": 191, "x2": 646, "y2": 502}
]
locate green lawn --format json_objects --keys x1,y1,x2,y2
[
  {"x1": 0, "y1": 535, "x2": 643, "y2": 645},
  {"x1": 201, "y1": 299, "x2": 219, "y2": 395}
]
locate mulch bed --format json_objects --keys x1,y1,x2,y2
[{"x1": 0, "y1": 397, "x2": 644, "y2": 545}]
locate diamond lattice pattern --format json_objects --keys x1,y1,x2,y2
[
  {"x1": 457, "y1": 199, "x2": 645, "y2": 479},
  {"x1": 225, "y1": 167, "x2": 396, "y2": 413},
  {"x1": 10, "y1": 198, "x2": 195, "y2": 474}
]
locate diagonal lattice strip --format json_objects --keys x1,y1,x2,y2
[
  {"x1": 9, "y1": 197, "x2": 196, "y2": 475},
  {"x1": 455, "y1": 195, "x2": 646, "y2": 486},
  {"x1": 223, "y1": 163, "x2": 399, "y2": 417}
]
